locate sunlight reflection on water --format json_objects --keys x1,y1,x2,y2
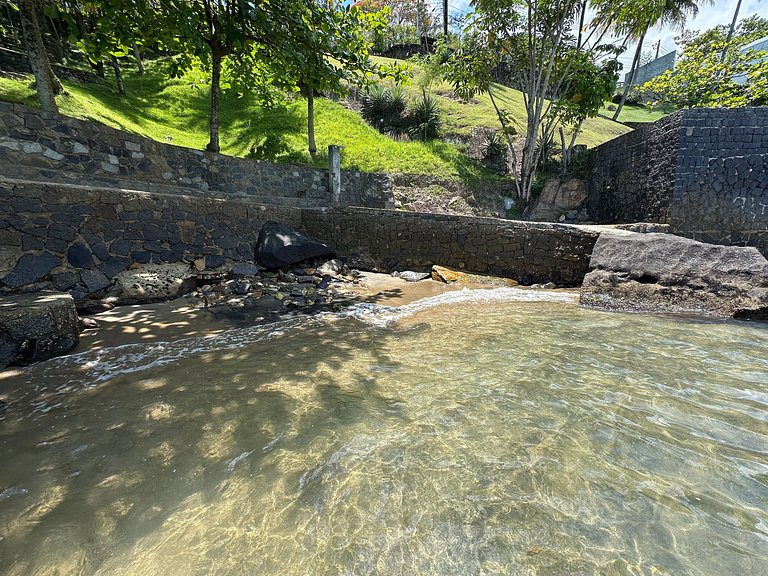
[{"x1": 0, "y1": 290, "x2": 766, "y2": 575}]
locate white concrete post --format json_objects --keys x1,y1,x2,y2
[{"x1": 328, "y1": 144, "x2": 342, "y2": 205}]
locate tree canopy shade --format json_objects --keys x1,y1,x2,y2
[
  {"x1": 643, "y1": 15, "x2": 768, "y2": 107},
  {"x1": 80, "y1": 0, "x2": 407, "y2": 153}
]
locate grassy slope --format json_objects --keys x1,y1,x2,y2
[
  {"x1": 0, "y1": 57, "x2": 635, "y2": 179},
  {"x1": 372, "y1": 56, "x2": 632, "y2": 148},
  {"x1": 597, "y1": 102, "x2": 675, "y2": 123},
  {"x1": 0, "y1": 61, "x2": 491, "y2": 180}
]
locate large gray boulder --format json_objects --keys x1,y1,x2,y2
[
  {"x1": 256, "y1": 221, "x2": 332, "y2": 270},
  {"x1": 580, "y1": 232, "x2": 768, "y2": 319},
  {"x1": 527, "y1": 178, "x2": 589, "y2": 222},
  {"x1": 0, "y1": 292, "x2": 80, "y2": 369},
  {"x1": 111, "y1": 263, "x2": 195, "y2": 303}
]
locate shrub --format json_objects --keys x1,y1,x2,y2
[
  {"x1": 407, "y1": 93, "x2": 441, "y2": 141},
  {"x1": 248, "y1": 134, "x2": 289, "y2": 161},
  {"x1": 361, "y1": 84, "x2": 408, "y2": 135},
  {"x1": 481, "y1": 131, "x2": 506, "y2": 160}
]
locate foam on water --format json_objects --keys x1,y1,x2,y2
[
  {"x1": 1, "y1": 288, "x2": 576, "y2": 416},
  {"x1": 1, "y1": 288, "x2": 766, "y2": 576}
]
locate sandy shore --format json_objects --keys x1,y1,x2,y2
[{"x1": 75, "y1": 272, "x2": 467, "y2": 352}]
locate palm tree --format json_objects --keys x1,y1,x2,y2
[{"x1": 612, "y1": 0, "x2": 707, "y2": 120}]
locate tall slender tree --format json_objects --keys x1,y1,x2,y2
[{"x1": 19, "y1": 0, "x2": 62, "y2": 112}]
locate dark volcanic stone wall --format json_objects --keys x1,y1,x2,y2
[
  {"x1": 670, "y1": 107, "x2": 768, "y2": 256},
  {"x1": 588, "y1": 107, "x2": 768, "y2": 256},
  {"x1": 0, "y1": 101, "x2": 392, "y2": 208},
  {"x1": 587, "y1": 112, "x2": 682, "y2": 224},
  {"x1": 0, "y1": 179, "x2": 301, "y2": 298},
  {"x1": 1, "y1": 180, "x2": 599, "y2": 296},
  {"x1": 302, "y1": 207, "x2": 598, "y2": 286}
]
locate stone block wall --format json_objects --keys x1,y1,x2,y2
[
  {"x1": 0, "y1": 178, "x2": 301, "y2": 299},
  {"x1": 302, "y1": 207, "x2": 598, "y2": 286},
  {"x1": 587, "y1": 112, "x2": 681, "y2": 224},
  {"x1": 588, "y1": 107, "x2": 768, "y2": 256},
  {"x1": 0, "y1": 101, "x2": 392, "y2": 208},
  {"x1": 1, "y1": 179, "x2": 599, "y2": 297},
  {"x1": 670, "y1": 107, "x2": 768, "y2": 255}
]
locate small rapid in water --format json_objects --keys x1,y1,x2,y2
[{"x1": 0, "y1": 289, "x2": 766, "y2": 575}]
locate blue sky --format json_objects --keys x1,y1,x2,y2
[{"x1": 441, "y1": 0, "x2": 766, "y2": 67}]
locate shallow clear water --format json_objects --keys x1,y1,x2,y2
[{"x1": 0, "y1": 289, "x2": 767, "y2": 576}]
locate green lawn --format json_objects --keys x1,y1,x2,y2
[
  {"x1": 0, "y1": 56, "x2": 634, "y2": 179},
  {"x1": 597, "y1": 101, "x2": 676, "y2": 123},
  {"x1": 373, "y1": 56, "x2": 633, "y2": 148}
]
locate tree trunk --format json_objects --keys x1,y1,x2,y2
[
  {"x1": 207, "y1": 48, "x2": 222, "y2": 153},
  {"x1": 576, "y1": 0, "x2": 587, "y2": 49},
  {"x1": 721, "y1": 0, "x2": 742, "y2": 62},
  {"x1": 133, "y1": 42, "x2": 144, "y2": 74},
  {"x1": 111, "y1": 55, "x2": 126, "y2": 95},
  {"x1": 307, "y1": 87, "x2": 317, "y2": 160},
  {"x1": 74, "y1": 11, "x2": 104, "y2": 78},
  {"x1": 488, "y1": 86, "x2": 521, "y2": 199},
  {"x1": 19, "y1": 0, "x2": 61, "y2": 112},
  {"x1": 45, "y1": 13, "x2": 66, "y2": 63},
  {"x1": 613, "y1": 32, "x2": 645, "y2": 121}
]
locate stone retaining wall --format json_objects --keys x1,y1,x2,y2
[
  {"x1": 0, "y1": 101, "x2": 392, "y2": 208},
  {"x1": 0, "y1": 47, "x2": 103, "y2": 84},
  {"x1": 1, "y1": 179, "x2": 598, "y2": 297},
  {"x1": 587, "y1": 112, "x2": 681, "y2": 224},
  {"x1": 0, "y1": 178, "x2": 301, "y2": 299},
  {"x1": 670, "y1": 107, "x2": 768, "y2": 255},
  {"x1": 302, "y1": 208, "x2": 598, "y2": 286},
  {"x1": 587, "y1": 107, "x2": 768, "y2": 256}
]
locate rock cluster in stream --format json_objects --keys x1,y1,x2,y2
[{"x1": 187, "y1": 257, "x2": 364, "y2": 315}]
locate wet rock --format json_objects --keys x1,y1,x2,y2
[
  {"x1": 0, "y1": 292, "x2": 80, "y2": 370},
  {"x1": 112, "y1": 263, "x2": 195, "y2": 303},
  {"x1": 316, "y1": 276, "x2": 333, "y2": 290},
  {"x1": 316, "y1": 258, "x2": 344, "y2": 277},
  {"x1": 75, "y1": 297, "x2": 117, "y2": 315},
  {"x1": 581, "y1": 232, "x2": 768, "y2": 318},
  {"x1": 232, "y1": 280, "x2": 251, "y2": 295},
  {"x1": 391, "y1": 271, "x2": 431, "y2": 282},
  {"x1": 79, "y1": 317, "x2": 100, "y2": 330},
  {"x1": 231, "y1": 262, "x2": 260, "y2": 277},
  {"x1": 255, "y1": 221, "x2": 332, "y2": 270}
]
